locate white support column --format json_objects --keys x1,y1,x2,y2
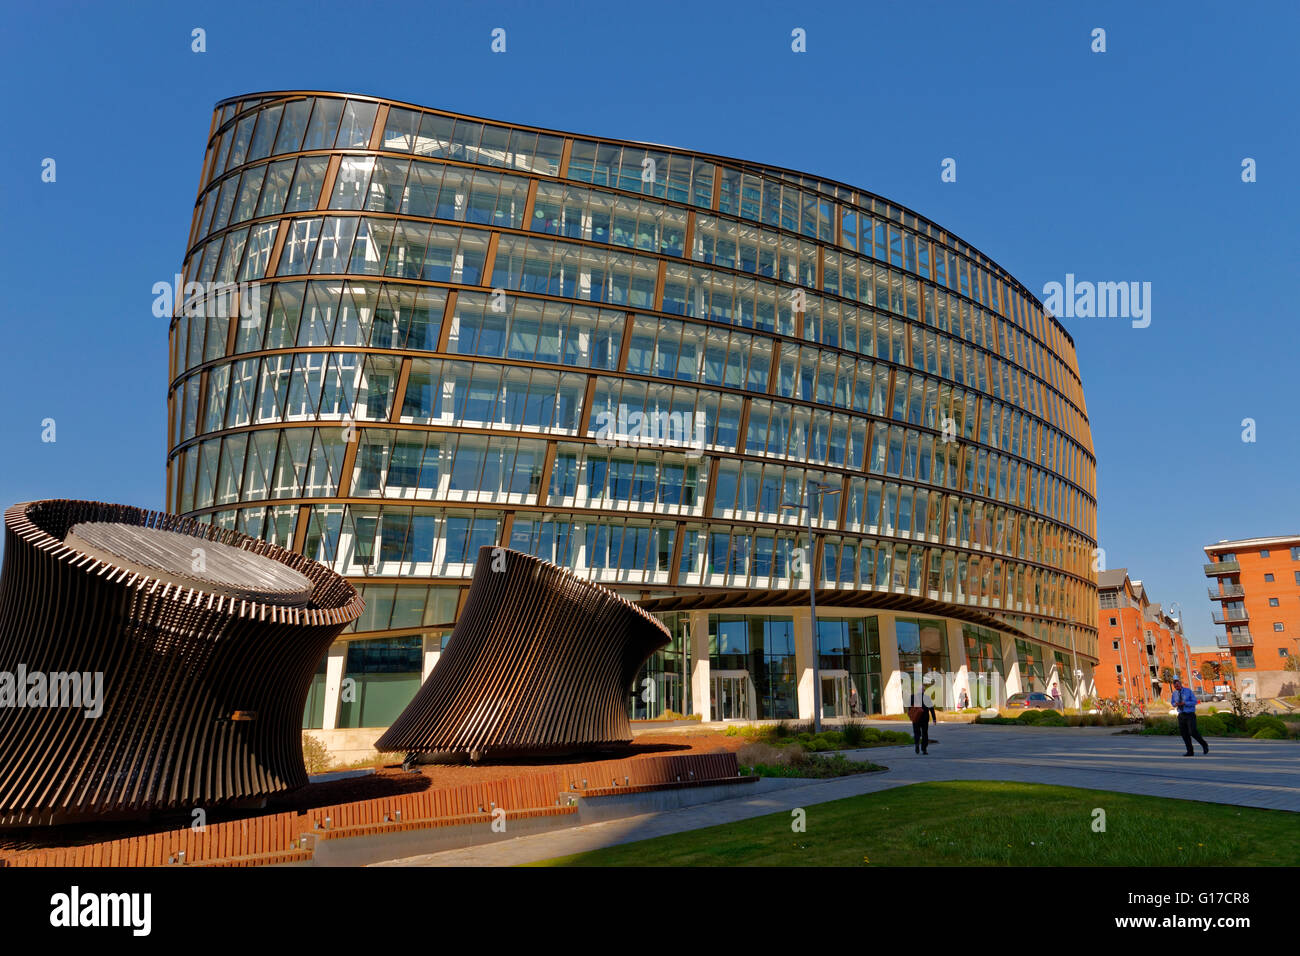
[
  {"x1": 793, "y1": 605, "x2": 815, "y2": 721},
  {"x1": 421, "y1": 634, "x2": 442, "y2": 680},
  {"x1": 689, "y1": 610, "x2": 710, "y2": 721},
  {"x1": 320, "y1": 640, "x2": 348, "y2": 731},
  {"x1": 946, "y1": 619, "x2": 967, "y2": 709},
  {"x1": 1001, "y1": 633, "x2": 1022, "y2": 701},
  {"x1": 879, "y1": 614, "x2": 903, "y2": 715}
]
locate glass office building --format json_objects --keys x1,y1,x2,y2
[{"x1": 168, "y1": 91, "x2": 1098, "y2": 734}]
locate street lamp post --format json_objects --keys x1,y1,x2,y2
[
  {"x1": 1169, "y1": 601, "x2": 1192, "y2": 694},
  {"x1": 782, "y1": 478, "x2": 840, "y2": 735}
]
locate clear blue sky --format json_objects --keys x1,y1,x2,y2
[{"x1": 1, "y1": 0, "x2": 1295, "y2": 646}]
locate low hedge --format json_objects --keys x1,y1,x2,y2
[
  {"x1": 1245, "y1": 714, "x2": 1288, "y2": 737},
  {"x1": 1142, "y1": 715, "x2": 1297, "y2": 739}
]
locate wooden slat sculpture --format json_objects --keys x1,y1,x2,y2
[
  {"x1": 377, "y1": 547, "x2": 670, "y2": 761},
  {"x1": 0, "y1": 500, "x2": 363, "y2": 825}
]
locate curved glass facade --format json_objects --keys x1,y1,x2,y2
[{"x1": 168, "y1": 91, "x2": 1098, "y2": 723}]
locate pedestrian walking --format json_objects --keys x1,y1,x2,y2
[
  {"x1": 1050, "y1": 683, "x2": 1061, "y2": 709},
  {"x1": 849, "y1": 683, "x2": 861, "y2": 717},
  {"x1": 957, "y1": 688, "x2": 969, "y2": 710},
  {"x1": 907, "y1": 683, "x2": 937, "y2": 755},
  {"x1": 1171, "y1": 678, "x2": 1208, "y2": 756}
]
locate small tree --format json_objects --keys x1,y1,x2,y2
[
  {"x1": 1226, "y1": 689, "x2": 1262, "y2": 721},
  {"x1": 301, "y1": 732, "x2": 332, "y2": 775}
]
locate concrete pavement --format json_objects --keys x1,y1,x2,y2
[{"x1": 373, "y1": 724, "x2": 1299, "y2": 866}]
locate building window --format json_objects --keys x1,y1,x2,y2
[
  {"x1": 1274, "y1": 623, "x2": 1285, "y2": 632},
  {"x1": 1264, "y1": 573, "x2": 1275, "y2": 582},
  {"x1": 709, "y1": 614, "x2": 796, "y2": 720},
  {"x1": 817, "y1": 617, "x2": 882, "y2": 716},
  {"x1": 1115, "y1": 665, "x2": 1122, "y2": 674},
  {"x1": 1112, "y1": 640, "x2": 1119, "y2": 650},
  {"x1": 1260, "y1": 549, "x2": 1270, "y2": 558},
  {"x1": 1270, "y1": 598, "x2": 1279, "y2": 607},
  {"x1": 1280, "y1": 648, "x2": 1290, "y2": 658},
  {"x1": 337, "y1": 637, "x2": 423, "y2": 729},
  {"x1": 1291, "y1": 547, "x2": 1300, "y2": 561},
  {"x1": 1109, "y1": 616, "x2": 1117, "y2": 627}
]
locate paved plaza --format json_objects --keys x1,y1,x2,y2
[{"x1": 375, "y1": 724, "x2": 1300, "y2": 866}]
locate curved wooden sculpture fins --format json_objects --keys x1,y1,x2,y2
[
  {"x1": 0, "y1": 500, "x2": 363, "y2": 826},
  {"x1": 377, "y1": 547, "x2": 670, "y2": 760}
]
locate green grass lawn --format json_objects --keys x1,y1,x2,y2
[{"x1": 529, "y1": 781, "x2": 1300, "y2": 867}]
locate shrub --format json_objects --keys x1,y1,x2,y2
[
  {"x1": 1245, "y1": 714, "x2": 1288, "y2": 738},
  {"x1": 737, "y1": 741, "x2": 795, "y2": 768},
  {"x1": 301, "y1": 732, "x2": 332, "y2": 775},
  {"x1": 841, "y1": 720, "x2": 867, "y2": 747},
  {"x1": 1253, "y1": 726, "x2": 1287, "y2": 740},
  {"x1": 1218, "y1": 712, "x2": 1248, "y2": 732},
  {"x1": 1142, "y1": 717, "x2": 1180, "y2": 736},
  {"x1": 1198, "y1": 714, "x2": 1227, "y2": 736},
  {"x1": 1016, "y1": 709, "x2": 1043, "y2": 724},
  {"x1": 1036, "y1": 710, "x2": 1067, "y2": 726},
  {"x1": 741, "y1": 753, "x2": 883, "y2": 779}
]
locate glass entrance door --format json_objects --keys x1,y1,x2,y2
[
  {"x1": 820, "y1": 669, "x2": 850, "y2": 718},
  {"x1": 711, "y1": 670, "x2": 753, "y2": 721}
]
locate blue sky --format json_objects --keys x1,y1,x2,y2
[{"x1": 1, "y1": 0, "x2": 1295, "y2": 646}]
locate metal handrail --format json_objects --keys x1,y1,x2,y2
[
  {"x1": 1207, "y1": 586, "x2": 1245, "y2": 600},
  {"x1": 1211, "y1": 610, "x2": 1249, "y2": 624}
]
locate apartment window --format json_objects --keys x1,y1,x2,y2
[
  {"x1": 1269, "y1": 598, "x2": 1279, "y2": 607},
  {"x1": 1264, "y1": 573, "x2": 1274, "y2": 582},
  {"x1": 1291, "y1": 547, "x2": 1300, "y2": 560},
  {"x1": 1274, "y1": 623, "x2": 1285, "y2": 632},
  {"x1": 1112, "y1": 640, "x2": 1119, "y2": 650},
  {"x1": 1281, "y1": 648, "x2": 1291, "y2": 658},
  {"x1": 1114, "y1": 665, "x2": 1122, "y2": 674},
  {"x1": 1295, "y1": 571, "x2": 1300, "y2": 585},
  {"x1": 1260, "y1": 549, "x2": 1270, "y2": 558},
  {"x1": 1109, "y1": 616, "x2": 1117, "y2": 627}
]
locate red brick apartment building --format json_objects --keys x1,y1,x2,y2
[
  {"x1": 1204, "y1": 535, "x2": 1300, "y2": 701},
  {"x1": 1096, "y1": 568, "x2": 1192, "y2": 705},
  {"x1": 1189, "y1": 647, "x2": 1233, "y2": 696}
]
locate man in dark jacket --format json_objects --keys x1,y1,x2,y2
[
  {"x1": 1171, "y1": 678, "x2": 1208, "y2": 756},
  {"x1": 909, "y1": 684, "x2": 937, "y2": 754}
]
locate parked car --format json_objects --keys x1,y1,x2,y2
[{"x1": 1005, "y1": 692, "x2": 1062, "y2": 710}]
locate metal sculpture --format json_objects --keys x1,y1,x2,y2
[
  {"x1": 377, "y1": 546, "x2": 669, "y2": 760},
  {"x1": 0, "y1": 499, "x2": 363, "y2": 826}
]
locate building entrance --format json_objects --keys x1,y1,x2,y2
[
  {"x1": 820, "y1": 669, "x2": 852, "y2": 718},
  {"x1": 711, "y1": 670, "x2": 756, "y2": 720}
]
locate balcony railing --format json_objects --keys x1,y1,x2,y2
[
  {"x1": 1211, "y1": 609, "x2": 1249, "y2": 625},
  {"x1": 1203, "y1": 560, "x2": 1240, "y2": 576},
  {"x1": 1215, "y1": 631, "x2": 1253, "y2": 647},
  {"x1": 1207, "y1": 585, "x2": 1245, "y2": 600}
]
